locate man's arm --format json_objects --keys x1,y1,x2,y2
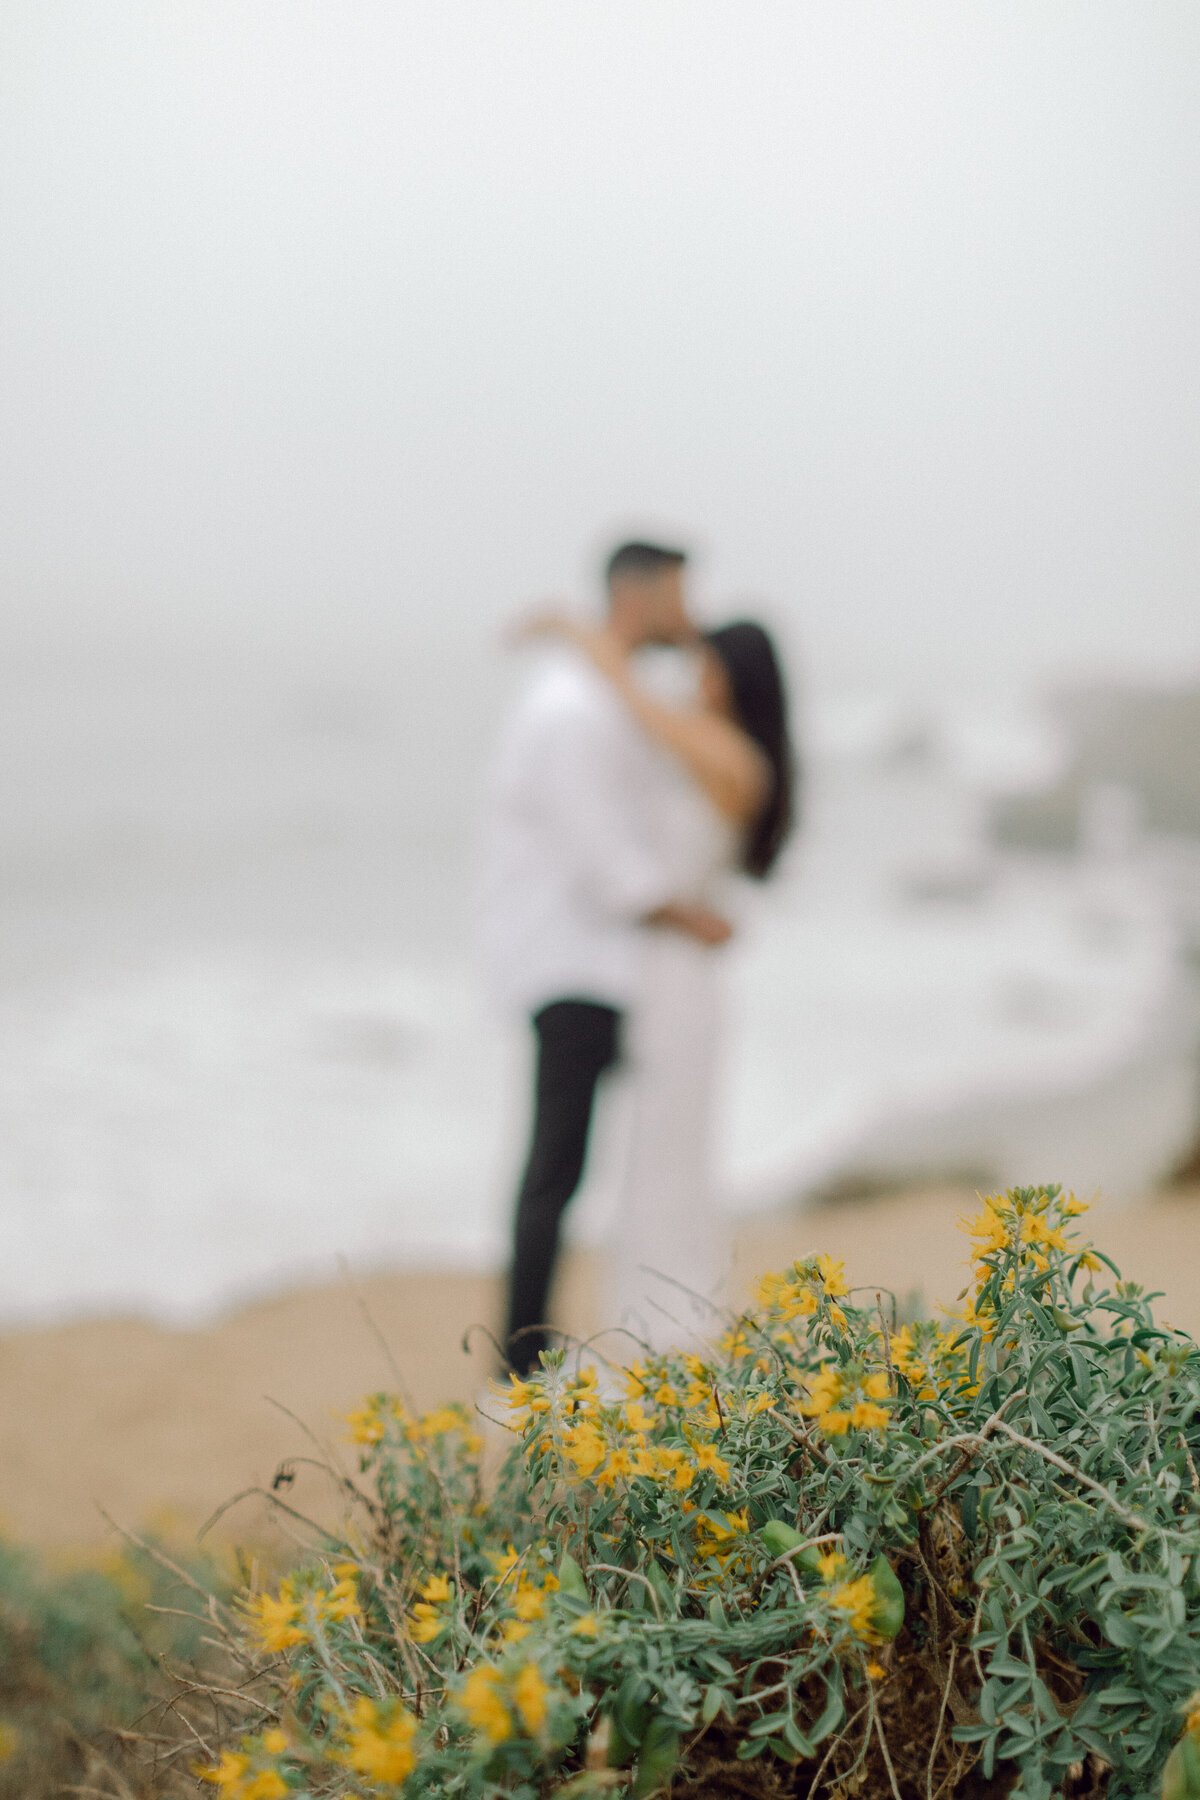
[{"x1": 536, "y1": 702, "x2": 732, "y2": 944}]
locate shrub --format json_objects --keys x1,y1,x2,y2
[
  {"x1": 0, "y1": 1529, "x2": 231, "y2": 1797},
  {"x1": 193, "y1": 1187, "x2": 1200, "y2": 1800}
]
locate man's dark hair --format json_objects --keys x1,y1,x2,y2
[{"x1": 605, "y1": 540, "x2": 688, "y2": 586}]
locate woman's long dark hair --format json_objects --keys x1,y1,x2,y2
[{"x1": 704, "y1": 620, "x2": 795, "y2": 878}]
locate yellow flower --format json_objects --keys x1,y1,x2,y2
[
  {"x1": 595, "y1": 1445, "x2": 636, "y2": 1488},
  {"x1": 1064, "y1": 1195, "x2": 1089, "y2": 1216},
  {"x1": 346, "y1": 1394, "x2": 410, "y2": 1444},
  {"x1": 242, "y1": 1580, "x2": 306, "y2": 1654},
  {"x1": 816, "y1": 1550, "x2": 848, "y2": 1581},
  {"x1": 244, "y1": 1569, "x2": 362, "y2": 1654},
  {"x1": 850, "y1": 1401, "x2": 889, "y2": 1432},
  {"x1": 815, "y1": 1254, "x2": 848, "y2": 1298},
  {"x1": 244, "y1": 1776, "x2": 288, "y2": 1800},
  {"x1": 573, "y1": 1611, "x2": 599, "y2": 1636},
  {"x1": 748, "y1": 1391, "x2": 774, "y2": 1416},
  {"x1": 865, "y1": 1661, "x2": 886, "y2": 1680},
  {"x1": 513, "y1": 1662, "x2": 550, "y2": 1735},
  {"x1": 561, "y1": 1423, "x2": 606, "y2": 1479},
  {"x1": 1023, "y1": 1214, "x2": 1067, "y2": 1254},
  {"x1": 622, "y1": 1402, "x2": 657, "y2": 1436},
  {"x1": 417, "y1": 1405, "x2": 468, "y2": 1437},
  {"x1": 501, "y1": 1619, "x2": 531, "y2": 1643},
  {"x1": 261, "y1": 1729, "x2": 288, "y2": 1754},
  {"x1": 961, "y1": 1201, "x2": 1009, "y2": 1257},
  {"x1": 409, "y1": 1604, "x2": 445, "y2": 1643},
  {"x1": 624, "y1": 1361, "x2": 650, "y2": 1399},
  {"x1": 654, "y1": 1382, "x2": 679, "y2": 1406},
  {"x1": 660, "y1": 1447, "x2": 696, "y2": 1489},
  {"x1": 800, "y1": 1365, "x2": 842, "y2": 1418},
  {"x1": 821, "y1": 1410, "x2": 850, "y2": 1436},
  {"x1": 863, "y1": 1371, "x2": 890, "y2": 1401},
  {"x1": 498, "y1": 1375, "x2": 550, "y2": 1418},
  {"x1": 346, "y1": 1405, "x2": 387, "y2": 1445},
  {"x1": 410, "y1": 1403, "x2": 482, "y2": 1454},
  {"x1": 459, "y1": 1666, "x2": 512, "y2": 1744},
  {"x1": 200, "y1": 1753, "x2": 250, "y2": 1791},
  {"x1": 686, "y1": 1396, "x2": 721, "y2": 1431},
  {"x1": 421, "y1": 1572, "x2": 451, "y2": 1603},
  {"x1": 513, "y1": 1584, "x2": 545, "y2": 1621},
  {"x1": 828, "y1": 1574, "x2": 878, "y2": 1640},
  {"x1": 340, "y1": 1696, "x2": 418, "y2": 1786},
  {"x1": 691, "y1": 1442, "x2": 732, "y2": 1484}
]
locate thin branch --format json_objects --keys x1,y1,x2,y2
[
  {"x1": 95, "y1": 1512, "x2": 236, "y2": 1623},
  {"x1": 808, "y1": 1702, "x2": 868, "y2": 1797},
  {"x1": 927, "y1": 1645, "x2": 957, "y2": 1800},
  {"x1": 587, "y1": 1562, "x2": 662, "y2": 1621},
  {"x1": 990, "y1": 1419, "x2": 1164, "y2": 1535},
  {"x1": 337, "y1": 1253, "x2": 416, "y2": 1412},
  {"x1": 867, "y1": 1676, "x2": 903, "y2": 1800},
  {"x1": 876, "y1": 1294, "x2": 896, "y2": 1394}
]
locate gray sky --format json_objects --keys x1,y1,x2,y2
[{"x1": 3, "y1": 1, "x2": 1199, "y2": 696}]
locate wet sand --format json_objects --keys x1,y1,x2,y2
[{"x1": 4, "y1": 1183, "x2": 1198, "y2": 1549}]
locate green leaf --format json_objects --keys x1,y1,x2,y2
[
  {"x1": 557, "y1": 1551, "x2": 588, "y2": 1601},
  {"x1": 633, "y1": 1718, "x2": 680, "y2": 1800}
]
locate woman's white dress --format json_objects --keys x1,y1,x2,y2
[{"x1": 609, "y1": 760, "x2": 739, "y2": 1357}]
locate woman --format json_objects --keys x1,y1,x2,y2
[{"x1": 528, "y1": 613, "x2": 794, "y2": 1354}]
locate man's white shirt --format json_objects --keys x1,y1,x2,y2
[{"x1": 480, "y1": 647, "x2": 692, "y2": 1018}]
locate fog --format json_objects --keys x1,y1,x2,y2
[{"x1": 3, "y1": 2, "x2": 1200, "y2": 694}]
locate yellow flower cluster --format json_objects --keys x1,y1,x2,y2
[
  {"x1": 498, "y1": 1355, "x2": 743, "y2": 1498},
  {"x1": 483, "y1": 1546, "x2": 561, "y2": 1646},
  {"x1": 409, "y1": 1571, "x2": 453, "y2": 1643},
  {"x1": 347, "y1": 1395, "x2": 481, "y2": 1456},
  {"x1": 955, "y1": 1188, "x2": 1096, "y2": 1338},
  {"x1": 891, "y1": 1320, "x2": 964, "y2": 1402},
  {"x1": 756, "y1": 1255, "x2": 850, "y2": 1331},
  {"x1": 456, "y1": 1660, "x2": 552, "y2": 1745},
  {"x1": 335, "y1": 1696, "x2": 418, "y2": 1787},
  {"x1": 799, "y1": 1363, "x2": 890, "y2": 1437},
  {"x1": 813, "y1": 1550, "x2": 880, "y2": 1645},
  {"x1": 692, "y1": 1505, "x2": 750, "y2": 1569},
  {"x1": 240, "y1": 1568, "x2": 361, "y2": 1655},
  {"x1": 199, "y1": 1729, "x2": 291, "y2": 1799},
  {"x1": 346, "y1": 1394, "x2": 408, "y2": 1445}
]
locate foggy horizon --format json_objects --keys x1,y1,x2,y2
[{"x1": 3, "y1": 2, "x2": 1199, "y2": 703}]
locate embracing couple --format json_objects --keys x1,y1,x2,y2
[{"x1": 482, "y1": 540, "x2": 795, "y2": 1375}]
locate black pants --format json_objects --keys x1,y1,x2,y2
[{"x1": 503, "y1": 998, "x2": 622, "y2": 1375}]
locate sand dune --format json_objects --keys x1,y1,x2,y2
[{"x1": 4, "y1": 1183, "x2": 1198, "y2": 1549}]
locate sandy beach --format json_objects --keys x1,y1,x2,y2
[{"x1": 5, "y1": 1181, "x2": 1199, "y2": 1551}]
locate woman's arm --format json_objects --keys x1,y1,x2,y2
[{"x1": 518, "y1": 614, "x2": 767, "y2": 826}]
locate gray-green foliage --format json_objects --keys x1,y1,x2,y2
[{"x1": 194, "y1": 1185, "x2": 1200, "y2": 1800}]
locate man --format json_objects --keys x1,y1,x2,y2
[{"x1": 482, "y1": 541, "x2": 730, "y2": 1375}]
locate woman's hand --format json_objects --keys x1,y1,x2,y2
[
  {"x1": 507, "y1": 606, "x2": 576, "y2": 646},
  {"x1": 509, "y1": 612, "x2": 630, "y2": 685}
]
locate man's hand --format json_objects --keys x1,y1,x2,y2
[{"x1": 646, "y1": 901, "x2": 734, "y2": 946}]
